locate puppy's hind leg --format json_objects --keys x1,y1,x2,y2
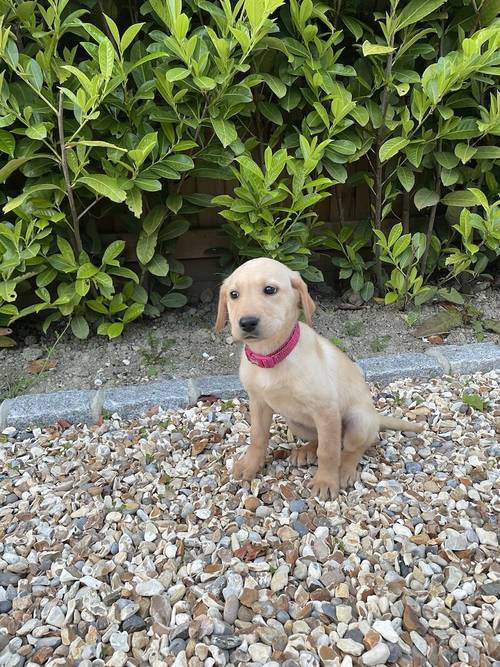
[
  {"x1": 290, "y1": 440, "x2": 318, "y2": 466},
  {"x1": 287, "y1": 421, "x2": 318, "y2": 467},
  {"x1": 340, "y1": 410, "x2": 379, "y2": 489}
]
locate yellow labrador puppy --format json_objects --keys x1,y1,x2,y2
[{"x1": 215, "y1": 257, "x2": 423, "y2": 499}]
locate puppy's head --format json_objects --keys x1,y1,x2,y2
[{"x1": 215, "y1": 258, "x2": 315, "y2": 343}]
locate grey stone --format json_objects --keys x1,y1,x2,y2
[
  {"x1": 277, "y1": 611, "x2": 290, "y2": 624},
  {"x1": 0, "y1": 573, "x2": 21, "y2": 586},
  {"x1": 357, "y1": 353, "x2": 442, "y2": 384},
  {"x1": 426, "y1": 342, "x2": 500, "y2": 374},
  {"x1": 321, "y1": 603, "x2": 337, "y2": 621},
  {"x1": 481, "y1": 582, "x2": 500, "y2": 596},
  {"x1": 345, "y1": 629, "x2": 364, "y2": 644},
  {"x1": 1, "y1": 390, "x2": 97, "y2": 430},
  {"x1": 405, "y1": 462, "x2": 422, "y2": 474},
  {"x1": 191, "y1": 375, "x2": 246, "y2": 401},
  {"x1": 102, "y1": 380, "x2": 189, "y2": 418},
  {"x1": 292, "y1": 520, "x2": 309, "y2": 536},
  {"x1": 387, "y1": 642, "x2": 402, "y2": 663},
  {"x1": 168, "y1": 638, "x2": 186, "y2": 656},
  {"x1": 121, "y1": 615, "x2": 146, "y2": 632},
  {"x1": 211, "y1": 635, "x2": 242, "y2": 650},
  {"x1": 223, "y1": 595, "x2": 239, "y2": 624},
  {"x1": 289, "y1": 500, "x2": 307, "y2": 513},
  {"x1": 0, "y1": 600, "x2": 12, "y2": 613},
  {"x1": 170, "y1": 622, "x2": 190, "y2": 641}
]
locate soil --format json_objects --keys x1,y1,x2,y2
[{"x1": 1, "y1": 286, "x2": 499, "y2": 400}]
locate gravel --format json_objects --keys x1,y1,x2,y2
[{"x1": 0, "y1": 371, "x2": 499, "y2": 666}]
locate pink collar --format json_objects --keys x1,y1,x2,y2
[{"x1": 245, "y1": 322, "x2": 300, "y2": 369}]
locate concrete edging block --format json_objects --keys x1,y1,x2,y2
[
  {"x1": 102, "y1": 380, "x2": 190, "y2": 419},
  {"x1": 2, "y1": 390, "x2": 96, "y2": 430},
  {"x1": 357, "y1": 352, "x2": 443, "y2": 384},
  {"x1": 1, "y1": 343, "x2": 498, "y2": 432}
]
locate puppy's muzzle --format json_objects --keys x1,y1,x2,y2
[{"x1": 239, "y1": 316, "x2": 259, "y2": 336}]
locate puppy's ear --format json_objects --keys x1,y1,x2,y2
[
  {"x1": 215, "y1": 284, "x2": 228, "y2": 332},
  {"x1": 291, "y1": 272, "x2": 316, "y2": 327}
]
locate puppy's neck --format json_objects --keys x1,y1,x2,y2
[{"x1": 245, "y1": 321, "x2": 299, "y2": 356}]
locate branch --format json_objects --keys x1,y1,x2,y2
[
  {"x1": 57, "y1": 90, "x2": 83, "y2": 256},
  {"x1": 78, "y1": 196, "x2": 102, "y2": 221}
]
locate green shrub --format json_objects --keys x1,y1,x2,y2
[{"x1": 0, "y1": 0, "x2": 499, "y2": 344}]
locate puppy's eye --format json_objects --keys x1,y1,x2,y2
[
  {"x1": 229, "y1": 290, "x2": 239, "y2": 300},
  {"x1": 263, "y1": 285, "x2": 277, "y2": 295}
]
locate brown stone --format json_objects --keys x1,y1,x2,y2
[
  {"x1": 244, "y1": 496, "x2": 261, "y2": 511},
  {"x1": 310, "y1": 589, "x2": 330, "y2": 602},
  {"x1": 18, "y1": 645, "x2": 33, "y2": 658},
  {"x1": 276, "y1": 594, "x2": 289, "y2": 611},
  {"x1": 411, "y1": 645, "x2": 426, "y2": 667},
  {"x1": 363, "y1": 629, "x2": 381, "y2": 650},
  {"x1": 290, "y1": 601, "x2": 313, "y2": 619},
  {"x1": 237, "y1": 606, "x2": 254, "y2": 622},
  {"x1": 240, "y1": 588, "x2": 258, "y2": 607},
  {"x1": 31, "y1": 647, "x2": 53, "y2": 664},
  {"x1": 403, "y1": 602, "x2": 425, "y2": 634},
  {"x1": 185, "y1": 638, "x2": 196, "y2": 659},
  {"x1": 319, "y1": 645, "x2": 339, "y2": 662},
  {"x1": 192, "y1": 601, "x2": 208, "y2": 618}
]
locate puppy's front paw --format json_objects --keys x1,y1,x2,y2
[
  {"x1": 290, "y1": 442, "x2": 318, "y2": 467},
  {"x1": 308, "y1": 473, "x2": 339, "y2": 501},
  {"x1": 340, "y1": 461, "x2": 359, "y2": 489},
  {"x1": 233, "y1": 453, "x2": 264, "y2": 481}
]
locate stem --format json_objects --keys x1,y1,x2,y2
[
  {"x1": 420, "y1": 139, "x2": 442, "y2": 278},
  {"x1": 336, "y1": 186, "x2": 345, "y2": 226},
  {"x1": 57, "y1": 90, "x2": 83, "y2": 256},
  {"x1": 372, "y1": 35, "x2": 395, "y2": 295},
  {"x1": 97, "y1": 0, "x2": 114, "y2": 42},
  {"x1": 402, "y1": 190, "x2": 410, "y2": 234},
  {"x1": 175, "y1": 99, "x2": 209, "y2": 195},
  {"x1": 78, "y1": 196, "x2": 102, "y2": 221}
]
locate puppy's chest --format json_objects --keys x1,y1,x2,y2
[{"x1": 241, "y1": 364, "x2": 312, "y2": 419}]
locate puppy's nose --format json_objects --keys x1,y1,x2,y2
[{"x1": 239, "y1": 316, "x2": 259, "y2": 333}]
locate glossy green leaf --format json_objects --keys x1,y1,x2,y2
[
  {"x1": 71, "y1": 315, "x2": 89, "y2": 339},
  {"x1": 379, "y1": 137, "x2": 410, "y2": 162},
  {"x1": 395, "y1": 0, "x2": 446, "y2": 31},
  {"x1": 0, "y1": 130, "x2": 15, "y2": 156},
  {"x1": 441, "y1": 191, "x2": 481, "y2": 207},
  {"x1": 98, "y1": 39, "x2": 114, "y2": 78},
  {"x1": 102, "y1": 240, "x2": 125, "y2": 264},
  {"x1": 397, "y1": 167, "x2": 415, "y2": 192},
  {"x1": 211, "y1": 119, "x2": 237, "y2": 148},
  {"x1": 78, "y1": 175, "x2": 127, "y2": 203},
  {"x1": 362, "y1": 41, "x2": 395, "y2": 56},
  {"x1": 414, "y1": 188, "x2": 440, "y2": 210}
]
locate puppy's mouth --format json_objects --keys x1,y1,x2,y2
[{"x1": 242, "y1": 333, "x2": 260, "y2": 341}]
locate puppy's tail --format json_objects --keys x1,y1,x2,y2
[{"x1": 378, "y1": 414, "x2": 424, "y2": 433}]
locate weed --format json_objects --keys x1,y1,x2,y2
[
  {"x1": 344, "y1": 320, "x2": 364, "y2": 337},
  {"x1": 462, "y1": 392, "x2": 489, "y2": 411},
  {"x1": 370, "y1": 335, "x2": 391, "y2": 353},
  {"x1": 0, "y1": 322, "x2": 69, "y2": 400},
  {"x1": 403, "y1": 311, "x2": 420, "y2": 327},
  {"x1": 220, "y1": 400, "x2": 235, "y2": 411},
  {"x1": 390, "y1": 390, "x2": 404, "y2": 407},
  {"x1": 472, "y1": 319, "x2": 485, "y2": 342},
  {"x1": 1, "y1": 374, "x2": 32, "y2": 401},
  {"x1": 140, "y1": 334, "x2": 175, "y2": 369},
  {"x1": 330, "y1": 336, "x2": 347, "y2": 353}
]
